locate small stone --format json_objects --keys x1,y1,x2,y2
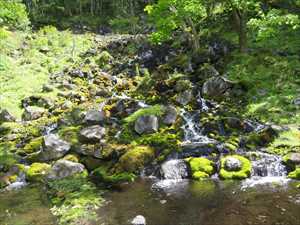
[
  {"x1": 84, "y1": 109, "x2": 106, "y2": 124},
  {"x1": 176, "y1": 90, "x2": 192, "y2": 106},
  {"x1": 294, "y1": 97, "x2": 300, "y2": 106},
  {"x1": 0, "y1": 109, "x2": 16, "y2": 122},
  {"x1": 162, "y1": 105, "x2": 177, "y2": 125},
  {"x1": 47, "y1": 160, "x2": 85, "y2": 180},
  {"x1": 131, "y1": 215, "x2": 146, "y2": 225},
  {"x1": 79, "y1": 125, "x2": 106, "y2": 142},
  {"x1": 134, "y1": 115, "x2": 158, "y2": 135},
  {"x1": 22, "y1": 106, "x2": 46, "y2": 121},
  {"x1": 224, "y1": 157, "x2": 242, "y2": 171}
]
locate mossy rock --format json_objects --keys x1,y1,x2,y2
[
  {"x1": 23, "y1": 137, "x2": 43, "y2": 154},
  {"x1": 58, "y1": 126, "x2": 81, "y2": 147},
  {"x1": 63, "y1": 154, "x2": 79, "y2": 163},
  {"x1": 219, "y1": 155, "x2": 252, "y2": 180},
  {"x1": 117, "y1": 146, "x2": 155, "y2": 173},
  {"x1": 92, "y1": 166, "x2": 136, "y2": 185},
  {"x1": 186, "y1": 157, "x2": 215, "y2": 180},
  {"x1": 288, "y1": 167, "x2": 300, "y2": 180},
  {"x1": 25, "y1": 163, "x2": 51, "y2": 182}
]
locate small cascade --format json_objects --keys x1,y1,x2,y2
[
  {"x1": 152, "y1": 159, "x2": 189, "y2": 192},
  {"x1": 180, "y1": 109, "x2": 217, "y2": 151},
  {"x1": 242, "y1": 152, "x2": 289, "y2": 188},
  {"x1": 250, "y1": 152, "x2": 287, "y2": 177}
]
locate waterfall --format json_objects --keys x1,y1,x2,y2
[
  {"x1": 250, "y1": 152, "x2": 287, "y2": 177},
  {"x1": 241, "y1": 152, "x2": 289, "y2": 189},
  {"x1": 180, "y1": 109, "x2": 217, "y2": 152}
]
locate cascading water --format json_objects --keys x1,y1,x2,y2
[
  {"x1": 152, "y1": 159, "x2": 189, "y2": 191},
  {"x1": 241, "y1": 152, "x2": 289, "y2": 189},
  {"x1": 180, "y1": 92, "x2": 217, "y2": 150}
]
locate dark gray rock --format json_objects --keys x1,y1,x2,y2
[
  {"x1": 47, "y1": 160, "x2": 85, "y2": 180},
  {"x1": 84, "y1": 109, "x2": 106, "y2": 124},
  {"x1": 0, "y1": 109, "x2": 16, "y2": 122},
  {"x1": 79, "y1": 125, "x2": 106, "y2": 142},
  {"x1": 202, "y1": 76, "x2": 233, "y2": 98},
  {"x1": 134, "y1": 115, "x2": 158, "y2": 135},
  {"x1": 163, "y1": 105, "x2": 177, "y2": 125},
  {"x1": 22, "y1": 107, "x2": 46, "y2": 121},
  {"x1": 38, "y1": 134, "x2": 71, "y2": 161},
  {"x1": 224, "y1": 157, "x2": 242, "y2": 171}
]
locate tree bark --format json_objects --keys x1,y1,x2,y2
[{"x1": 233, "y1": 8, "x2": 247, "y2": 53}]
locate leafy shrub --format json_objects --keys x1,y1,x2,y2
[{"x1": 0, "y1": 0, "x2": 30, "y2": 30}]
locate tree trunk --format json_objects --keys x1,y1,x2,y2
[{"x1": 233, "y1": 9, "x2": 247, "y2": 53}]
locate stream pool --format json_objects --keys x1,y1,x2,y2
[
  {"x1": 0, "y1": 180, "x2": 299, "y2": 225},
  {"x1": 0, "y1": 185, "x2": 57, "y2": 225},
  {"x1": 98, "y1": 178, "x2": 300, "y2": 225}
]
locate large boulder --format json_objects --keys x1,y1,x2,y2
[
  {"x1": 84, "y1": 109, "x2": 106, "y2": 124},
  {"x1": 134, "y1": 115, "x2": 158, "y2": 135},
  {"x1": 162, "y1": 105, "x2": 178, "y2": 125},
  {"x1": 47, "y1": 160, "x2": 85, "y2": 180},
  {"x1": 22, "y1": 106, "x2": 46, "y2": 121},
  {"x1": 79, "y1": 125, "x2": 106, "y2": 143},
  {"x1": 38, "y1": 134, "x2": 71, "y2": 161},
  {"x1": 0, "y1": 109, "x2": 16, "y2": 123},
  {"x1": 202, "y1": 76, "x2": 233, "y2": 99}
]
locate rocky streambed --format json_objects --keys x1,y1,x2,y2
[{"x1": 0, "y1": 34, "x2": 299, "y2": 224}]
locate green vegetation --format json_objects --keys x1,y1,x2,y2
[
  {"x1": 288, "y1": 168, "x2": 300, "y2": 180},
  {"x1": 25, "y1": 162, "x2": 51, "y2": 182},
  {"x1": 48, "y1": 175, "x2": 103, "y2": 225},
  {"x1": 227, "y1": 54, "x2": 300, "y2": 124},
  {"x1": 0, "y1": 25, "x2": 92, "y2": 119},
  {"x1": 92, "y1": 166, "x2": 136, "y2": 185},
  {"x1": 186, "y1": 157, "x2": 215, "y2": 180},
  {"x1": 219, "y1": 155, "x2": 252, "y2": 180},
  {"x1": 268, "y1": 127, "x2": 300, "y2": 155},
  {"x1": 124, "y1": 105, "x2": 164, "y2": 123}
]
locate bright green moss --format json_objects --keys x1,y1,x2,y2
[
  {"x1": 186, "y1": 157, "x2": 215, "y2": 180},
  {"x1": 288, "y1": 168, "x2": 300, "y2": 180},
  {"x1": 193, "y1": 171, "x2": 209, "y2": 180},
  {"x1": 123, "y1": 105, "x2": 164, "y2": 123},
  {"x1": 63, "y1": 154, "x2": 79, "y2": 163},
  {"x1": 23, "y1": 137, "x2": 43, "y2": 154},
  {"x1": 25, "y1": 162, "x2": 51, "y2": 182},
  {"x1": 92, "y1": 166, "x2": 136, "y2": 185},
  {"x1": 219, "y1": 155, "x2": 252, "y2": 180},
  {"x1": 58, "y1": 126, "x2": 81, "y2": 146},
  {"x1": 117, "y1": 145, "x2": 155, "y2": 173}
]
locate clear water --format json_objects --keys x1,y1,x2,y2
[
  {"x1": 98, "y1": 178, "x2": 300, "y2": 225},
  {"x1": 0, "y1": 185, "x2": 56, "y2": 225}
]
